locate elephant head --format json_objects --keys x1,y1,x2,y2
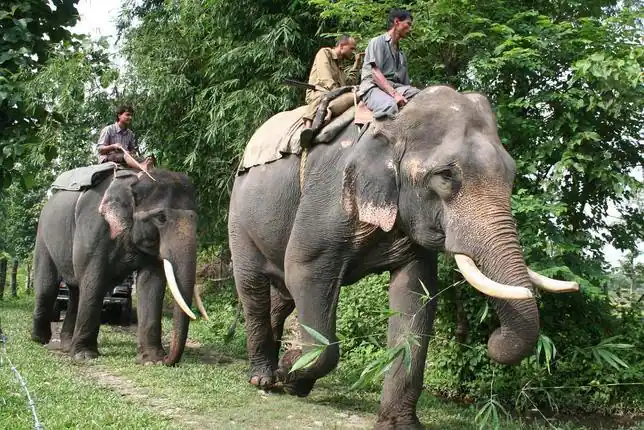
[
  {"x1": 99, "y1": 169, "x2": 205, "y2": 365},
  {"x1": 343, "y1": 86, "x2": 578, "y2": 364}
]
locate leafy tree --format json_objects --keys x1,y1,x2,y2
[
  {"x1": 310, "y1": 0, "x2": 643, "y2": 283},
  {"x1": 0, "y1": 33, "x2": 117, "y2": 292},
  {"x1": 117, "y1": 0, "x2": 325, "y2": 244},
  {"x1": 0, "y1": 0, "x2": 81, "y2": 187}
]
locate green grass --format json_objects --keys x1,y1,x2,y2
[
  {"x1": 0, "y1": 298, "x2": 173, "y2": 430},
  {"x1": 1, "y1": 294, "x2": 641, "y2": 430}
]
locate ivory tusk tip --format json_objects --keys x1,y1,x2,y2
[{"x1": 528, "y1": 269, "x2": 581, "y2": 293}]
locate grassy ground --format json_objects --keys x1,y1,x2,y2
[{"x1": 0, "y1": 294, "x2": 641, "y2": 430}]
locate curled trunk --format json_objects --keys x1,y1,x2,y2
[
  {"x1": 160, "y1": 212, "x2": 197, "y2": 366},
  {"x1": 163, "y1": 251, "x2": 196, "y2": 365},
  {"x1": 474, "y1": 218, "x2": 539, "y2": 365}
]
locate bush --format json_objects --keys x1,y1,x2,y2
[
  {"x1": 336, "y1": 273, "x2": 390, "y2": 388},
  {"x1": 331, "y1": 262, "x2": 643, "y2": 414}
]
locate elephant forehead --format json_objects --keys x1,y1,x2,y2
[{"x1": 404, "y1": 158, "x2": 427, "y2": 184}]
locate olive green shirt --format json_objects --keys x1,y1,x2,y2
[{"x1": 305, "y1": 47, "x2": 359, "y2": 103}]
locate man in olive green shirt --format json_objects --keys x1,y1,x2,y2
[{"x1": 300, "y1": 35, "x2": 362, "y2": 146}]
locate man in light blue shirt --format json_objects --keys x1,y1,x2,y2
[
  {"x1": 358, "y1": 9, "x2": 420, "y2": 119},
  {"x1": 96, "y1": 105, "x2": 154, "y2": 171}
]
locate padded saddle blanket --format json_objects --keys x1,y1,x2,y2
[
  {"x1": 237, "y1": 104, "x2": 358, "y2": 174},
  {"x1": 51, "y1": 162, "x2": 133, "y2": 191}
]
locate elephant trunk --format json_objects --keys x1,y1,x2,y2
[
  {"x1": 446, "y1": 201, "x2": 539, "y2": 365},
  {"x1": 160, "y1": 212, "x2": 197, "y2": 366},
  {"x1": 473, "y1": 216, "x2": 539, "y2": 365}
]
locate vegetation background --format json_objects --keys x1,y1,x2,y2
[{"x1": 0, "y1": 0, "x2": 642, "y2": 427}]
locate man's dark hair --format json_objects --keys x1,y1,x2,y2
[
  {"x1": 387, "y1": 8, "x2": 412, "y2": 29},
  {"x1": 336, "y1": 34, "x2": 353, "y2": 46},
  {"x1": 115, "y1": 105, "x2": 134, "y2": 121}
]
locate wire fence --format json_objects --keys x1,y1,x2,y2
[{"x1": 0, "y1": 324, "x2": 43, "y2": 430}]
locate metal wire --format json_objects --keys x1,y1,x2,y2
[{"x1": 0, "y1": 328, "x2": 43, "y2": 430}]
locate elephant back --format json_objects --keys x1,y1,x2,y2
[{"x1": 50, "y1": 163, "x2": 137, "y2": 193}]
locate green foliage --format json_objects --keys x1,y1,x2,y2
[
  {"x1": 189, "y1": 280, "x2": 247, "y2": 357},
  {"x1": 0, "y1": 0, "x2": 80, "y2": 187},
  {"x1": 0, "y1": 33, "x2": 116, "y2": 263},
  {"x1": 475, "y1": 397, "x2": 510, "y2": 430},
  {"x1": 117, "y1": 0, "x2": 324, "y2": 245},
  {"x1": 335, "y1": 273, "x2": 390, "y2": 385}
]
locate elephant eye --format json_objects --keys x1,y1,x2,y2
[
  {"x1": 154, "y1": 213, "x2": 167, "y2": 224},
  {"x1": 436, "y1": 169, "x2": 453, "y2": 181}
]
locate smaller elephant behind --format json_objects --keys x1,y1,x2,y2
[{"x1": 31, "y1": 167, "x2": 208, "y2": 365}]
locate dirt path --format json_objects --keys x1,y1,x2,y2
[
  {"x1": 47, "y1": 323, "x2": 211, "y2": 429},
  {"x1": 47, "y1": 321, "x2": 374, "y2": 430},
  {"x1": 80, "y1": 366, "x2": 211, "y2": 429}
]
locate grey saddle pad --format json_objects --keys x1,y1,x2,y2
[{"x1": 51, "y1": 162, "x2": 127, "y2": 191}]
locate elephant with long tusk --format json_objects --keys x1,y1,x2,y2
[
  {"x1": 32, "y1": 167, "x2": 205, "y2": 366},
  {"x1": 228, "y1": 85, "x2": 579, "y2": 429}
]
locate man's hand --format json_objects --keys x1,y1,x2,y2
[
  {"x1": 394, "y1": 92, "x2": 408, "y2": 107},
  {"x1": 98, "y1": 143, "x2": 122, "y2": 155},
  {"x1": 353, "y1": 52, "x2": 364, "y2": 66}
]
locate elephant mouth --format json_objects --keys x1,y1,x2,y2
[{"x1": 453, "y1": 254, "x2": 579, "y2": 298}]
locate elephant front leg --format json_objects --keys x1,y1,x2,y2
[
  {"x1": 376, "y1": 254, "x2": 437, "y2": 430},
  {"x1": 70, "y1": 278, "x2": 107, "y2": 361},
  {"x1": 135, "y1": 265, "x2": 166, "y2": 364},
  {"x1": 277, "y1": 262, "x2": 342, "y2": 398}
]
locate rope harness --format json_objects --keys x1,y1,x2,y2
[{"x1": 299, "y1": 87, "x2": 361, "y2": 193}]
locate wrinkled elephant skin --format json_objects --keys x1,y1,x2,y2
[
  {"x1": 31, "y1": 168, "x2": 198, "y2": 366},
  {"x1": 228, "y1": 86, "x2": 578, "y2": 428}
]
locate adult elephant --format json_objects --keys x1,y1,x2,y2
[
  {"x1": 228, "y1": 86, "x2": 578, "y2": 428},
  {"x1": 31, "y1": 167, "x2": 208, "y2": 365}
]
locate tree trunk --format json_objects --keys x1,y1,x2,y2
[
  {"x1": 0, "y1": 258, "x2": 7, "y2": 299},
  {"x1": 10, "y1": 259, "x2": 19, "y2": 297},
  {"x1": 24, "y1": 263, "x2": 32, "y2": 292}
]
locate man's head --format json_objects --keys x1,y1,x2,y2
[
  {"x1": 116, "y1": 105, "x2": 134, "y2": 127},
  {"x1": 335, "y1": 34, "x2": 357, "y2": 60},
  {"x1": 387, "y1": 8, "x2": 413, "y2": 39}
]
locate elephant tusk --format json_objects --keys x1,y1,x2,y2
[
  {"x1": 193, "y1": 285, "x2": 210, "y2": 321},
  {"x1": 454, "y1": 254, "x2": 534, "y2": 300},
  {"x1": 528, "y1": 269, "x2": 580, "y2": 293},
  {"x1": 163, "y1": 259, "x2": 196, "y2": 320}
]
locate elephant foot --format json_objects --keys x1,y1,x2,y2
[
  {"x1": 31, "y1": 323, "x2": 52, "y2": 345},
  {"x1": 60, "y1": 335, "x2": 73, "y2": 353},
  {"x1": 248, "y1": 363, "x2": 275, "y2": 390},
  {"x1": 375, "y1": 413, "x2": 424, "y2": 430},
  {"x1": 275, "y1": 349, "x2": 316, "y2": 397},
  {"x1": 71, "y1": 347, "x2": 100, "y2": 362},
  {"x1": 136, "y1": 347, "x2": 166, "y2": 365}
]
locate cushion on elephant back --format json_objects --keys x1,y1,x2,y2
[
  {"x1": 50, "y1": 163, "x2": 135, "y2": 192},
  {"x1": 238, "y1": 105, "x2": 359, "y2": 174}
]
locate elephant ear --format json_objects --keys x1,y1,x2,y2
[
  {"x1": 98, "y1": 175, "x2": 139, "y2": 239},
  {"x1": 341, "y1": 127, "x2": 399, "y2": 232}
]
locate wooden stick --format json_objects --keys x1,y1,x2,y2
[{"x1": 116, "y1": 146, "x2": 157, "y2": 181}]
